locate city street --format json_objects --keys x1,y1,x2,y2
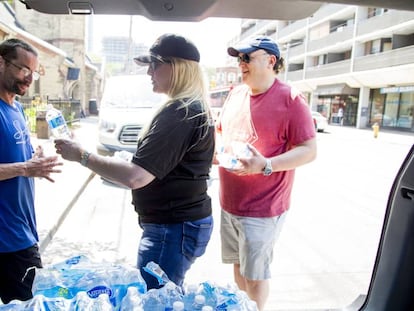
[{"x1": 39, "y1": 119, "x2": 413, "y2": 311}]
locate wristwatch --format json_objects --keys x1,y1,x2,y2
[
  {"x1": 80, "y1": 150, "x2": 91, "y2": 167},
  {"x1": 262, "y1": 158, "x2": 272, "y2": 176}
]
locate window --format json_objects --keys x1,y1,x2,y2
[
  {"x1": 383, "y1": 93, "x2": 399, "y2": 126},
  {"x1": 371, "y1": 39, "x2": 381, "y2": 54},
  {"x1": 397, "y1": 92, "x2": 414, "y2": 128},
  {"x1": 317, "y1": 54, "x2": 327, "y2": 65},
  {"x1": 368, "y1": 7, "x2": 389, "y2": 18},
  {"x1": 370, "y1": 89, "x2": 385, "y2": 125}
]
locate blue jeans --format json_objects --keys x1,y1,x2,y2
[{"x1": 137, "y1": 216, "x2": 213, "y2": 290}]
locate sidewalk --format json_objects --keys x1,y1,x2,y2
[{"x1": 32, "y1": 118, "x2": 97, "y2": 254}]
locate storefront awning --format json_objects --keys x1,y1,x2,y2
[{"x1": 314, "y1": 83, "x2": 359, "y2": 96}]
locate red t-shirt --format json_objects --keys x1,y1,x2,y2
[{"x1": 217, "y1": 79, "x2": 315, "y2": 217}]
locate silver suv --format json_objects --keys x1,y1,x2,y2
[{"x1": 97, "y1": 74, "x2": 165, "y2": 155}]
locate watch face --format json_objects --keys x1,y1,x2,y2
[
  {"x1": 81, "y1": 151, "x2": 90, "y2": 166},
  {"x1": 263, "y1": 159, "x2": 272, "y2": 176}
]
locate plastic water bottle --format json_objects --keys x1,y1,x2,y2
[
  {"x1": 120, "y1": 286, "x2": 143, "y2": 311},
  {"x1": 21, "y1": 294, "x2": 70, "y2": 310},
  {"x1": 183, "y1": 283, "x2": 198, "y2": 311},
  {"x1": 162, "y1": 281, "x2": 183, "y2": 311},
  {"x1": 246, "y1": 300, "x2": 259, "y2": 310},
  {"x1": 172, "y1": 301, "x2": 185, "y2": 311},
  {"x1": 198, "y1": 282, "x2": 217, "y2": 309},
  {"x1": 72, "y1": 291, "x2": 94, "y2": 310},
  {"x1": 90, "y1": 294, "x2": 114, "y2": 311},
  {"x1": 201, "y1": 306, "x2": 213, "y2": 311},
  {"x1": 142, "y1": 289, "x2": 164, "y2": 311},
  {"x1": 0, "y1": 299, "x2": 23, "y2": 310},
  {"x1": 41, "y1": 296, "x2": 71, "y2": 310},
  {"x1": 22, "y1": 294, "x2": 45, "y2": 310},
  {"x1": 45, "y1": 104, "x2": 71, "y2": 138},
  {"x1": 231, "y1": 141, "x2": 252, "y2": 158},
  {"x1": 143, "y1": 261, "x2": 171, "y2": 286},
  {"x1": 216, "y1": 289, "x2": 258, "y2": 311},
  {"x1": 192, "y1": 294, "x2": 206, "y2": 310}
]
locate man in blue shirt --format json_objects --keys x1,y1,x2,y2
[{"x1": 0, "y1": 38, "x2": 62, "y2": 304}]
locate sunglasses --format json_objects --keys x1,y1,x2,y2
[
  {"x1": 148, "y1": 59, "x2": 171, "y2": 71},
  {"x1": 237, "y1": 52, "x2": 269, "y2": 64}
]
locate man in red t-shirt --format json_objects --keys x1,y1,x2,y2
[{"x1": 216, "y1": 36, "x2": 317, "y2": 310}]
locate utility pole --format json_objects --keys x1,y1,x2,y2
[{"x1": 125, "y1": 15, "x2": 133, "y2": 74}]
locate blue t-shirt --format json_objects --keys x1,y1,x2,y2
[{"x1": 0, "y1": 99, "x2": 37, "y2": 252}]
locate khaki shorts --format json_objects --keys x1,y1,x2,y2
[{"x1": 220, "y1": 209, "x2": 286, "y2": 280}]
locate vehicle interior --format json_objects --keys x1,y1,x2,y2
[
  {"x1": 17, "y1": 0, "x2": 414, "y2": 310},
  {"x1": 18, "y1": 0, "x2": 414, "y2": 20}
]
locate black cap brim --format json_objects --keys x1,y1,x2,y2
[
  {"x1": 133, "y1": 55, "x2": 151, "y2": 66},
  {"x1": 133, "y1": 54, "x2": 165, "y2": 66}
]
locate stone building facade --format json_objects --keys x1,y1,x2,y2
[{"x1": 6, "y1": 1, "x2": 103, "y2": 114}]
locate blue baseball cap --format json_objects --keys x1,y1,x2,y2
[{"x1": 228, "y1": 36, "x2": 280, "y2": 59}]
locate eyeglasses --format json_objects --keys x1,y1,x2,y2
[
  {"x1": 4, "y1": 58, "x2": 40, "y2": 80},
  {"x1": 237, "y1": 52, "x2": 269, "y2": 64}
]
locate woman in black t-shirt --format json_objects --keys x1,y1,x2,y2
[{"x1": 55, "y1": 33, "x2": 215, "y2": 290}]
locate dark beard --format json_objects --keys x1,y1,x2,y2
[{"x1": 10, "y1": 80, "x2": 27, "y2": 96}]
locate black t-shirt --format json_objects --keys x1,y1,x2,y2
[{"x1": 131, "y1": 100, "x2": 215, "y2": 223}]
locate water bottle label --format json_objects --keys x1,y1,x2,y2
[
  {"x1": 87, "y1": 285, "x2": 113, "y2": 299},
  {"x1": 48, "y1": 115, "x2": 66, "y2": 129},
  {"x1": 65, "y1": 255, "x2": 84, "y2": 265}
]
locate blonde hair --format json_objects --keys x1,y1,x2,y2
[
  {"x1": 139, "y1": 58, "x2": 212, "y2": 140},
  {"x1": 166, "y1": 58, "x2": 210, "y2": 117}
]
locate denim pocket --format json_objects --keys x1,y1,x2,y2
[{"x1": 182, "y1": 217, "x2": 213, "y2": 259}]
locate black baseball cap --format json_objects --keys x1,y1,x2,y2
[
  {"x1": 228, "y1": 36, "x2": 280, "y2": 59},
  {"x1": 134, "y1": 34, "x2": 200, "y2": 65}
]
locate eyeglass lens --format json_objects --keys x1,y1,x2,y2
[
  {"x1": 24, "y1": 67, "x2": 40, "y2": 80},
  {"x1": 5, "y1": 59, "x2": 40, "y2": 80},
  {"x1": 31, "y1": 70, "x2": 40, "y2": 80}
]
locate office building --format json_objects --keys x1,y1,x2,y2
[
  {"x1": 231, "y1": 5, "x2": 414, "y2": 132},
  {"x1": 101, "y1": 36, "x2": 147, "y2": 75}
]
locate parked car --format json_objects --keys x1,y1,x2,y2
[
  {"x1": 24, "y1": 1, "x2": 414, "y2": 311},
  {"x1": 312, "y1": 111, "x2": 328, "y2": 132},
  {"x1": 97, "y1": 75, "x2": 165, "y2": 155}
]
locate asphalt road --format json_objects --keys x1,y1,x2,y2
[{"x1": 40, "y1": 120, "x2": 413, "y2": 311}]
